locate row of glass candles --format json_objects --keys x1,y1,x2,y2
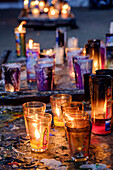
[
  {"x1": 22, "y1": 97, "x2": 92, "y2": 162},
  {"x1": 22, "y1": 90, "x2": 112, "y2": 161},
  {"x1": 23, "y1": 0, "x2": 71, "y2": 19}
]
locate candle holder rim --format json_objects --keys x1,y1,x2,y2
[
  {"x1": 2, "y1": 63, "x2": 22, "y2": 68},
  {"x1": 50, "y1": 94, "x2": 72, "y2": 100},
  {"x1": 22, "y1": 101, "x2": 46, "y2": 108}
]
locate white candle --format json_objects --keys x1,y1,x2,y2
[{"x1": 54, "y1": 47, "x2": 64, "y2": 65}]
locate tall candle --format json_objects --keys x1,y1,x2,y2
[
  {"x1": 14, "y1": 21, "x2": 26, "y2": 58},
  {"x1": 26, "y1": 39, "x2": 40, "y2": 82}
]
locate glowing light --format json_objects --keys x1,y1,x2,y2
[
  {"x1": 24, "y1": 0, "x2": 29, "y2": 8},
  {"x1": 39, "y1": 1, "x2": 45, "y2": 8},
  {"x1": 29, "y1": 39, "x2": 33, "y2": 49},
  {"x1": 35, "y1": 129, "x2": 40, "y2": 139},
  {"x1": 51, "y1": 10, "x2": 55, "y2": 15},
  {"x1": 30, "y1": 1, "x2": 35, "y2": 8},
  {"x1": 94, "y1": 61, "x2": 97, "y2": 67},
  {"x1": 35, "y1": 0, "x2": 39, "y2": 5},
  {"x1": 62, "y1": 9, "x2": 67, "y2": 15},
  {"x1": 62, "y1": 4, "x2": 69, "y2": 10},
  {"x1": 44, "y1": 7, "x2": 49, "y2": 13},
  {"x1": 18, "y1": 21, "x2": 26, "y2": 32},
  {"x1": 56, "y1": 108, "x2": 60, "y2": 117},
  {"x1": 18, "y1": 24, "x2": 22, "y2": 32}
]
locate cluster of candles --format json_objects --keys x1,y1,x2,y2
[
  {"x1": 23, "y1": 0, "x2": 71, "y2": 19},
  {"x1": 4, "y1": 18, "x2": 113, "y2": 143}
]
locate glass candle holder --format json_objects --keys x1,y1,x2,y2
[
  {"x1": 22, "y1": 101, "x2": 46, "y2": 136},
  {"x1": 61, "y1": 101, "x2": 84, "y2": 118},
  {"x1": 90, "y1": 74, "x2": 112, "y2": 135},
  {"x1": 40, "y1": 49, "x2": 55, "y2": 59},
  {"x1": 26, "y1": 39, "x2": 40, "y2": 82},
  {"x1": 73, "y1": 56, "x2": 93, "y2": 89},
  {"x1": 31, "y1": 8, "x2": 40, "y2": 17},
  {"x1": 50, "y1": 94, "x2": 72, "y2": 127},
  {"x1": 14, "y1": 22, "x2": 26, "y2": 58},
  {"x1": 85, "y1": 39, "x2": 105, "y2": 73},
  {"x1": 66, "y1": 48, "x2": 83, "y2": 82},
  {"x1": 61, "y1": 106, "x2": 91, "y2": 162},
  {"x1": 96, "y1": 69, "x2": 113, "y2": 126},
  {"x1": 35, "y1": 58, "x2": 55, "y2": 91},
  {"x1": 26, "y1": 113, "x2": 52, "y2": 152},
  {"x1": 2, "y1": 63, "x2": 21, "y2": 92}
]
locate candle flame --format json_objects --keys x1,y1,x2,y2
[
  {"x1": 30, "y1": 1, "x2": 35, "y2": 7},
  {"x1": 24, "y1": 0, "x2": 29, "y2": 6},
  {"x1": 56, "y1": 108, "x2": 60, "y2": 117},
  {"x1": 62, "y1": 9, "x2": 67, "y2": 14},
  {"x1": 35, "y1": 0, "x2": 39, "y2": 5},
  {"x1": 18, "y1": 21, "x2": 26, "y2": 31},
  {"x1": 94, "y1": 61, "x2": 97, "y2": 67},
  {"x1": 51, "y1": 10, "x2": 55, "y2": 15},
  {"x1": 35, "y1": 129, "x2": 40, "y2": 139},
  {"x1": 62, "y1": 4, "x2": 69, "y2": 10},
  {"x1": 44, "y1": 7, "x2": 49, "y2": 13},
  {"x1": 29, "y1": 39, "x2": 33, "y2": 49},
  {"x1": 18, "y1": 24, "x2": 22, "y2": 31},
  {"x1": 104, "y1": 102, "x2": 106, "y2": 113},
  {"x1": 39, "y1": 1, "x2": 45, "y2": 7},
  {"x1": 82, "y1": 48, "x2": 86, "y2": 54},
  {"x1": 46, "y1": 49, "x2": 52, "y2": 54}
]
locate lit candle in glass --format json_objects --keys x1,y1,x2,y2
[
  {"x1": 24, "y1": 0, "x2": 29, "y2": 9},
  {"x1": 26, "y1": 113, "x2": 52, "y2": 152},
  {"x1": 26, "y1": 39, "x2": 40, "y2": 82},
  {"x1": 31, "y1": 8, "x2": 40, "y2": 17},
  {"x1": 22, "y1": 101, "x2": 46, "y2": 136},
  {"x1": 30, "y1": 0, "x2": 36, "y2": 8},
  {"x1": 91, "y1": 74, "x2": 112, "y2": 135},
  {"x1": 48, "y1": 8, "x2": 59, "y2": 19},
  {"x1": 50, "y1": 94, "x2": 72, "y2": 127},
  {"x1": 44, "y1": 7, "x2": 49, "y2": 14},
  {"x1": 35, "y1": 0, "x2": 39, "y2": 6},
  {"x1": 61, "y1": 9, "x2": 68, "y2": 19},
  {"x1": 66, "y1": 48, "x2": 83, "y2": 81},
  {"x1": 39, "y1": 0, "x2": 45, "y2": 13},
  {"x1": 40, "y1": 49, "x2": 55, "y2": 59},
  {"x1": 14, "y1": 21, "x2": 26, "y2": 58},
  {"x1": 62, "y1": 3, "x2": 71, "y2": 15}
]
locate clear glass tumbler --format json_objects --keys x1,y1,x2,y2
[
  {"x1": 26, "y1": 113, "x2": 52, "y2": 152},
  {"x1": 22, "y1": 101, "x2": 46, "y2": 136},
  {"x1": 50, "y1": 94, "x2": 72, "y2": 127},
  {"x1": 61, "y1": 102, "x2": 91, "y2": 162},
  {"x1": 2, "y1": 63, "x2": 21, "y2": 92},
  {"x1": 35, "y1": 58, "x2": 55, "y2": 91}
]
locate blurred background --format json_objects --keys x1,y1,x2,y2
[{"x1": 0, "y1": 0, "x2": 113, "y2": 55}]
